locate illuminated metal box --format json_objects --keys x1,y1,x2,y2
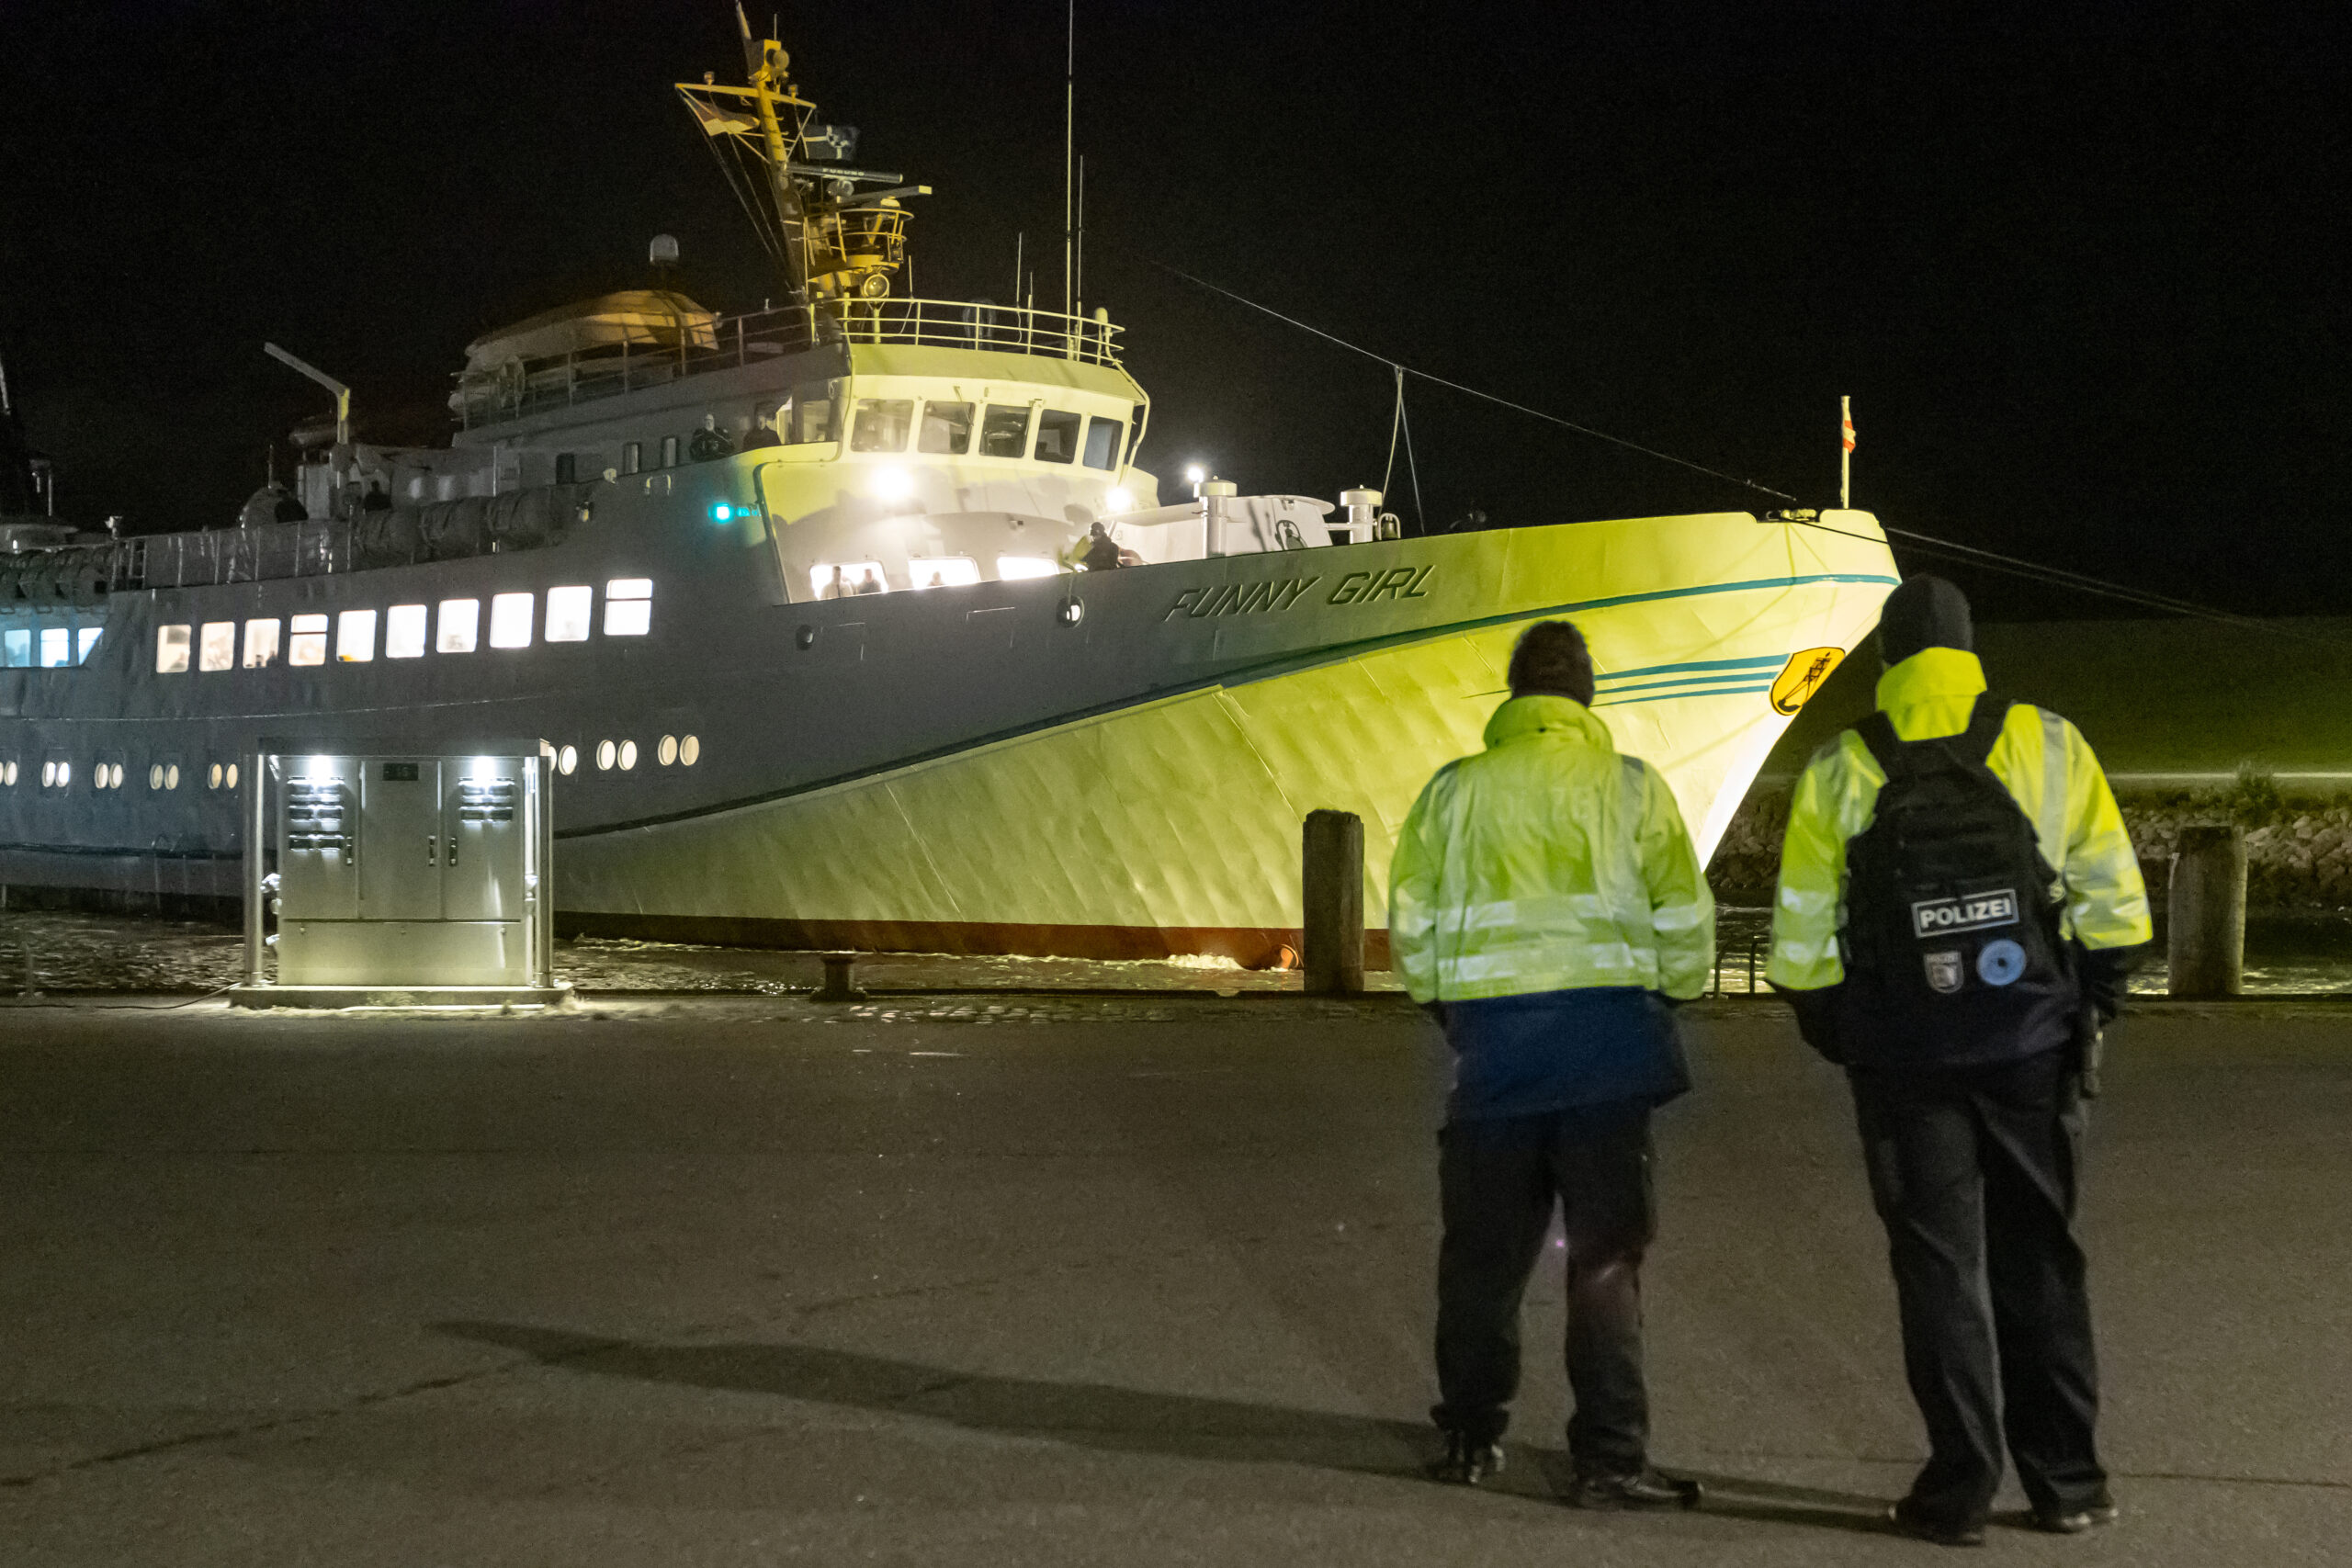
[{"x1": 233, "y1": 740, "x2": 563, "y2": 1005}]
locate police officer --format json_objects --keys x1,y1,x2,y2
[
  {"x1": 1769, "y1": 575, "x2": 2150, "y2": 1545},
  {"x1": 1390, "y1": 619, "x2": 1712, "y2": 1507}
]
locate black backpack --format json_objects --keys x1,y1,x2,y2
[{"x1": 1839, "y1": 694, "x2": 2076, "y2": 1065}]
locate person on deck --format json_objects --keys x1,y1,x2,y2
[
  {"x1": 1769, "y1": 575, "x2": 2151, "y2": 1546},
  {"x1": 1389, "y1": 618, "x2": 1713, "y2": 1509}
]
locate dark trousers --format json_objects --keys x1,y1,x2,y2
[
  {"x1": 1851, "y1": 1047, "x2": 2105, "y2": 1525},
  {"x1": 1431, "y1": 1100, "x2": 1656, "y2": 1472}
]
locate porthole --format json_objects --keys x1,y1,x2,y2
[
  {"x1": 164, "y1": 763, "x2": 180, "y2": 790},
  {"x1": 111, "y1": 763, "x2": 126, "y2": 789},
  {"x1": 42, "y1": 761, "x2": 57, "y2": 788},
  {"x1": 1, "y1": 761, "x2": 16, "y2": 786},
  {"x1": 150, "y1": 763, "x2": 164, "y2": 791},
  {"x1": 226, "y1": 763, "x2": 239, "y2": 790},
  {"x1": 618, "y1": 739, "x2": 639, "y2": 771},
  {"x1": 681, "y1": 734, "x2": 700, "y2": 766},
  {"x1": 596, "y1": 739, "x2": 616, "y2": 772},
  {"x1": 558, "y1": 744, "x2": 579, "y2": 776},
  {"x1": 209, "y1": 762, "x2": 222, "y2": 790},
  {"x1": 657, "y1": 734, "x2": 678, "y2": 766},
  {"x1": 56, "y1": 761, "x2": 72, "y2": 787}
]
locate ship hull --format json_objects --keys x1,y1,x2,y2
[{"x1": 0, "y1": 481, "x2": 1896, "y2": 959}]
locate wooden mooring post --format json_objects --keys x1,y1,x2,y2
[
  {"x1": 1302, "y1": 809, "x2": 1365, "y2": 996},
  {"x1": 2168, "y1": 824, "x2": 2246, "y2": 998}
]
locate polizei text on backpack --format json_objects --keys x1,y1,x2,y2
[{"x1": 1909, "y1": 890, "x2": 2020, "y2": 939}]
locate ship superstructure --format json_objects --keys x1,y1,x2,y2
[{"x1": 0, "y1": 18, "x2": 1900, "y2": 964}]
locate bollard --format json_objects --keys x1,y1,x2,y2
[
  {"x1": 815, "y1": 952, "x2": 866, "y2": 1002},
  {"x1": 1302, "y1": 809, "x2": 1365, "y2": 995},
  {"x1": 2168, "y1": 824, "x2": 2246, "y2": 998}
]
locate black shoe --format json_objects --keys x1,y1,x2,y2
[
  {"x1": 2031, "y1": 1499, "x2": 2119, "y2": 1534},
  {"x1": 1427, "y1": 1431, "x2": 1504, "y2": 1485},
  {"x1": 1567, "y1": 1467, "x2": 1703, "y2": 1510},
  {"x1": 1886, "y1": 1496, "x2": 1986, "y2": 1547}
]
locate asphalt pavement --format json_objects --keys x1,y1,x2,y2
[{"x1": 1, "y1": 993, "x2": 2346, "y2": 1565}]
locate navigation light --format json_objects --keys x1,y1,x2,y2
[
  {"x1": 707, "y1": 502, "x2": 735, "y2": 523},
  {"x1": 868, "y1": 466, "x2": 914, "y2": 502}
]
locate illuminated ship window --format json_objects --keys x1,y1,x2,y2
[
  {"x1": 227, "y1": 762, "x2": 239, "y2": 789},
  {"x1": 40, "y1": 627, "x2": 72, "y2": 667},
  {"x1": 198, "y1": 622, "x2": 235, "y2": 672},
  {"x1": 546, "y1": 585, "x2": 593, "y2": 643},
  {"x1": 42, "y1": 761, "x2": 60, "y2": 788},
  {"x1": 604, "y1": 579, "x2": 652, "y2": 636},
  {"x1": 978, "y1": 404, "x2": 1031, "y2": 458},
  {"x1": 680, "y1": 734, "x2": 700, "y2": 766},
  {"x1": 618, "y1": 739, "x2": 639, "y2": 771},
  {"x1": 661, "y1": 434, "x2": 679, "y2": 468},
  {"x1": 149, "y1": 763, "x2": 164, "y2": 790},
  {"x1": 595, "y1": 739, "x2": 616, "y2": 771},
  {"x1": 1034, "y1": 409, "x2": 1081, "y2": 464},
  {"x1": 919, "y1": 400, "x2": 975, "y2": 455},
  {"x1": 621, "y1": 441, "x2": 642, "y2": 476},
  {"x1": 1, "y1": 626, "x2": 27, "y2": 666},
  {"x1": 243, "y1": 618, "x2": 281, "y2": 668},
  {"x1": 208, "y1": 763, "x2": 221, "y2": 789},
  {"x1": 785, "y1": 389, "x2": 836, "y2": 444},
  {"x1": 76, "y1": 626, "x2": 102, "y2": 664},
  {"x1": 997, "y1": 556, "x2": 1058, "y2": 581},
  {"x1": 909, "y1": 557, "x2": 981, "y2": 590},
  {"x1": 385, "y1": 604, "x2": 428, "y2": 659},
  {"x1": 489, "y1": 592, "x2": 535, "y2": 649},
  {"x1": 165, "y1": 763, "x2": 179, "y2": 790},
  {"x1": 812, "y1": 562, "x2": 887, "y2": 599},
  {"x1": 1082, "y1": 416, "x2": 1125, "y2": 470},
  {"x1": 850, "y1": 398, "x2": 914, "y2": 453},
  {"x1": 436, "y1": 598, "x2": 480, "y2": 653},
  {"x1": 557, "y1": 744, "x2": 578, "y2": 776},
  {"x1": 336, "y1": 609, "x2": 378, "y2": 662},
  {"x1": 156, "y1": 625, "x2": 192, "y2": 674},
  {"x1": 288, "y1": 614, "x2": 328, "y2": 667},
  {"x1": 1, "y1": 760, "x2": 15, "y2": 785},
  {"x1": 657, "y1": 735, "x2": 678, "y2": 766}
]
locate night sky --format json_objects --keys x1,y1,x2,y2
[{"x1": 5, "y1": 1, "x2": 2344, "y2": 618}]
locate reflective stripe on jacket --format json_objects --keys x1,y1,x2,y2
[
  {"x1": 1767, "y1": 647, "x2": 2153, "y2": 991},
  {"x1": 1389, "y1": 694, "x2": 1716, "y2": 1002}
]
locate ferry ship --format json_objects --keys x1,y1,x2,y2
[{"x1": 0, "y1": 17, "x2": 1900, "y2": 966}]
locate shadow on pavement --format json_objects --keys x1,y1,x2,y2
[{"x1": 437, "y1": 1319, "x2": 1893, "y2": 1537}]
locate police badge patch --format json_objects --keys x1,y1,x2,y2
[{"x1": 1924, "y1": 949, "x2": 1965, "y2": 994}]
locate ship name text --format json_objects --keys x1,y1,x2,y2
[{"x1": 1161, "y1": 566, "x2": 1434, "y2": 623}]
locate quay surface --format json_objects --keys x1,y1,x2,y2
[{"x1": 1, "y1": 993, "x2": 2346, "y2": 1565}]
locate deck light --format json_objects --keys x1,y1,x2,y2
[
  {"x1": 868, "y1": 465, "x2": 914, "y2": 502},
  {"x1": 1104, "y1": 487, "x2": 1134, "y2": 513},
  {"x1": 1183, "y1": 464, "x2": 1206, "y2": 484}
]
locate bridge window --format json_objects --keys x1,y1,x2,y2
[
  {"x1": 909, "y1": 556, "x2": 981, "y2": 590},
  {"x1": 436, "y1": 599, "x2": 480, "y2": 653},
  {"x1": 243, "y1": 618, "x2": 280, "y2": 668},
  {"x1": 850, "y1": 398, "x2": 914, "y2": 453},
  {"x1": 385, "y1": 604, "x2": 428, "y2": 659},
  {"x1": 199, "y1": 621, "x2": 236, "y2": 672},
  {"x1": 489, "y1": 592, "x2": 534, "y2": 649},
  {"x1": 1082, "y1": 416, "x2": 1125, "y2": 470},
  {"x1": 919, "y1": 400, "x2": 974, "y2": 455},
  {"x1": 289, "y1": 614, "x2": 328, "y2": 667},
  {"x1": 978, "y1": 404, "x2": 1031, "y2": 458},
  {"x1": 812, "y1": 562, "x2": 888, "y2": 598},
  {"x1": 546, "y1": 585, "x2": 593, "y2": 642},
  {"x1": 785, "y1": 389, "x2": 835, "y2": 444},
  {"x1": 336, "y1": 609, "x2": 377, "y2": 662},
  {"x1": 1034, "y1": 409, "x2": 1081, "y2": 464},
  {"x1": 156, "y1": 624, "x2": 192, "y2": 673},
  {"x1": 604, "y1": 578, "x2": 652, "y2": 636}
]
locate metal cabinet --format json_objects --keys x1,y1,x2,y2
[{"x1": 244, "y1": 743, "x2": 553, "y2": 993}]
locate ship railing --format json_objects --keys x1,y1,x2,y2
[
  {"x1": 104, "y1": 520, "x2": 355, "y2": 591},
  {"x1": 451, "y1": 296, "x2": 1124, "y2": 430}
]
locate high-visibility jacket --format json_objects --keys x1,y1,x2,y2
[
  {"x1": 1390, "y1": 694, "x2": 1716, "y2": 1003},
  {"x1": 1768, "y1": 647, "x2": 2152, "y2": 993}
]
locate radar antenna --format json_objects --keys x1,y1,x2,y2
[{"x1": 678, "y1": 6, "x2": 930, "y2": 308}]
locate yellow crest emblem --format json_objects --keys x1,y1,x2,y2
[{"x1": 1770, "y1": 647, "x2": 1846, "y2": 716}]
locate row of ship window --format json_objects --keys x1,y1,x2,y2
[
  {"x1": 0, "y1": 759, "x2": 239, "y2": 792},
  {"x1": 153, "y1": 580, "x2": 654, "y2": 672},
  {"x1": 0, "y1": 624, "x2": 104, "y2": 668},
  {"x1": 0, "y1": 735, "x2": 704, "y2": 793}
]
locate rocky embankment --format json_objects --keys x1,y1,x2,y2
[{"x1": 1710, "y1": 775, "x2": 2352, "y2": 908}]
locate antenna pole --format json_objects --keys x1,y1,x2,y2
[
  {"x1": 1062, "y1": 0, "x2": 1074, "y2": 321},
  {"x1": 1076, "y1": 153, "x2": 1086, "y2": 321},
  {"x1": 1839, "y1": 395, "x2": 1854, "y2": 509}
]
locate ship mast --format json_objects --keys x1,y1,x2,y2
[{"x1": 740, "y1": 8, "x2": 810, "y2": 304}]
